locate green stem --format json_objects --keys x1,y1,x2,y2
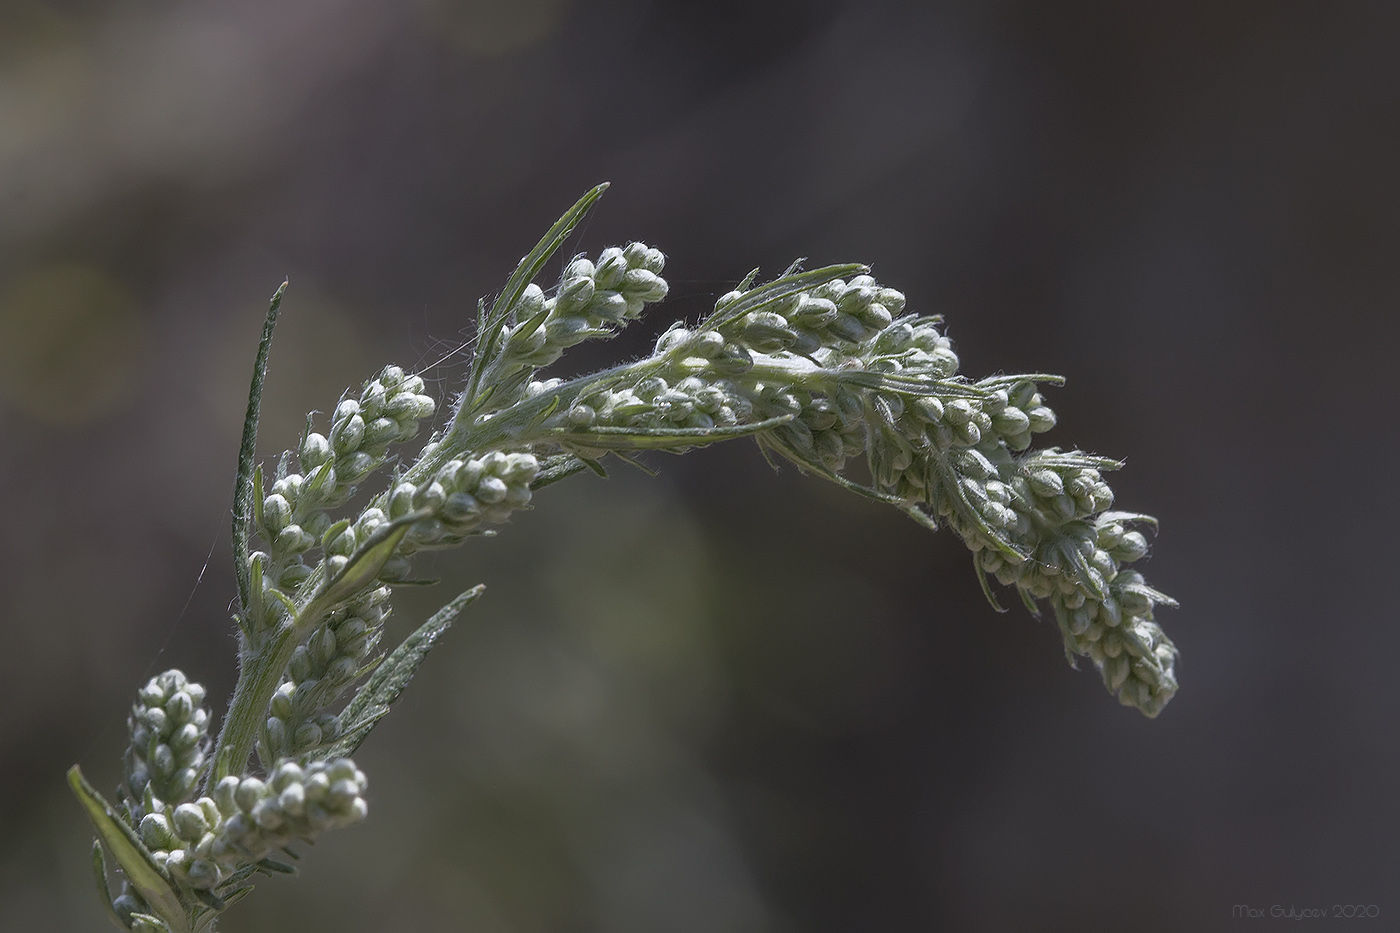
[{"x1": 205, "y1": 624, "x2": 297, "y2": 789}]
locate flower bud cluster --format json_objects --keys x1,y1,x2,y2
[
  {"x1": 467, "y1": 244, "x2": 670, "y2": 419},
  {"x1": 122, "y1": 669, "x2": 210, "y2": 819},
  {"x1": 862, "y1": 314, "x2": 962, "y2": 379},
  {"x1": 560, "y1": 371, "x2": 752, "y2": 432},
  {"x1": 136, "y1": 793, "x2": 228, "y2": 890},
  {"x1": 380, "y1": 449, "x2": 541, "y2": 564},
  {"x1": 258, "y1": 365, "x2": 436, "y2": 594},
  {"x1": 209, "y1": 758, "x2": 368, "y2": 866},
  {"x1": 885, "y1": 378, "x2": 1177, "y2": 714},
  {"x1": 512, "y1": 260, "x2": 1175, "y2": 714},
  {"x1": 259, "y1": 584, "x2": 391, "y2": 763},
  {"x1": 666, "y1": 269, "x2": 1176, "y2": 715},
  {"x1": 133, "y1": 758, "x2": 367, "y2": 891},
  {"x1": 755, "y1": 381, "x2": 870, "y2": 471},
  {"x1": 717, "y1": 273, "x2": 906, "y2": 354}
]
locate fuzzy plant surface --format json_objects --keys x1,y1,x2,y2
[{"x1": 69, "y1": 184, "x2": 1178, "y2": 932}]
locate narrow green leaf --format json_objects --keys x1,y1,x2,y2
[
  {"x1": 609, "y1": 450, "x2": 658, "y2": 477},
  {"x1": 512, "y1": 302, "x2": 554, "y2": 347},
  {"x1": 936, "y1": 459, "x2": 1028, "y2": 565},
  {"x1": 251, "y1": 465, "x2": 265, "y2": 538},
  {"x1": 92, "y1": 838, "x2": 128, "y2": 931},
  {"x1": 530, "y1": 455, "x2": 591, "y2": 489},
  {"x1": 1059, "y1": 537, "x2": 1108, "y2": 602},
  {"x1": 455, "y1": 184, "x2": 610, "y2": 428},
  {"x1": 976, "y1": 373, "x2": 1066, "y2": 388},
  {"x1": 256, "y1": 858, "x2": 297, "y2": 875},
  {"x1": 527, "y1": 393, "x2": 561, "y2": 432},
  {"x1": 302, "y1": 459, "x2": 335, "y2": 499},
  {"x1": 697, "y1": 263, "x2": 867, "y2": 333},
  {"x1": 973, "y1": 551, "x2": 1008, "y2": 613},
  {"x1": 323, "y1": 586, "x2": 485, "y2": 759},
  {"x1": 298, "y1": 509, "x2": 428, "y2": 630},
  {"x1": 248, "y1": 552, "x2": 264, "y2": 625},
  {"x1": 68, "y1": 766, "x2": 190, "y2": 933},
  {"x1": 130, "y1": 913, "x2": 174, "y2": 932},
  {"x1": 834, "y1": 371, "x2": 987, "y2": 399},
  {"x1": 319, "y1": 518, "x2": 353, "y2": 551},
  {"x1": 899, "y1": 504, "x2": 941, "y2": 533},
  {"x1": 1019, "y1": 586, "x2": 1043, "y2": 618},
  {"x1": 192, "y1": 888, "x2": 225, "y2": 911},
  {"x1": 554, "y1": 414, "x2": 795, "y2": 450},
  {"x1": 233, "y1": 281, "x2": 287, "y2": 614},
  {"x1": 266, "y1": 587, "x2": 298, "y2": 624},
  {"x1": 1100, "y1": 510, "x2": 1160, "y2": 529}
]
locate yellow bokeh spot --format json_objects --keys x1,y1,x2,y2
[{"x1": 0, "y1": 263, "x2": 143, "y2": 424}]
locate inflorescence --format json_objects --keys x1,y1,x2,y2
[{"x1": 72, "y1": 185, "x2": 1177, "y2": 933}]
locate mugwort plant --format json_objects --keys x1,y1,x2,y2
[{"x1": 70, "y1": 185, "x2": 1177, "y2": 931}]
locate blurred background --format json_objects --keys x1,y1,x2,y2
[{"x1": 2, "y1": 0, "x2": 1397, "y2": 930}]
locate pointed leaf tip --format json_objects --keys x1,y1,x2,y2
[{"x1": 69, "y1": 766, "x2": 190, "y2": 933}]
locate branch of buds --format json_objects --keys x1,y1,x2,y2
[{"x1": 70, "y1": 184, "x2": 1177, "y2": 932}]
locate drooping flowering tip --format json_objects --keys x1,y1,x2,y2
[{"x1": 123, "y1": 669, "x2": 210, "y2": 816}]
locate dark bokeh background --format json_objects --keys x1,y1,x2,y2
[{"x1": 2, "y1": 1, "x2": 1396, "y2": 930}]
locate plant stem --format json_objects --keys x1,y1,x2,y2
[{"x1": 205, "y1": 625, "x2": 297, "y2": 790}]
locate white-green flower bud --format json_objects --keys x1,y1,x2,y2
[
  {"x1": 264, "y1": 716, "x2": 287, "y2": 753},
  {"x1": 152, "y1": 744, "x2": 175, "y2": 776},
  {"x1": 516, "y1": 282, "x2": 545, "y2": 319},
  {"x1": 301, "y1": 431, "x2": 332, "y2": 469},
  {"x1": 279, "y1": 782, "x2": 306, "y2": 817},
  {"x1": 337, "y1": 450, "x2": 375, "y2": 482},
  {"x1": 557, "y1": 274, "x2": 596, "y2": 314},
  {"x1": 656, "y1": 326, "x2": 690, "y2": 353},
  {"x1": 140, "y1": 813, "x2": 177, "y2": 850},
  {"x1": 172, "y1": 802, "x2": 209, "y2": 841},
  {"x1": 711, "y1": 342, "x2": 754, "y2": 375},
  {"x1": 170, "y1": 722, "x2": 201, "y2": 752},
  {"x1": 943, "y1": 398, "x2": 976, "y2": 425},
  {"x1": 384, "y1": 392, "x2": 422, "y2": 419},
  {"x1": 991, "y1": 406, "x2": 1030, "y2": 435},
  {"x1": 389, "y1": 481, "x2": 417, "y2": 519},
  {"x1": 412, "y1": 480, "x2": 447, "y2": 511},
  {"x1": 271, "y1": 473, "x2": 304, "y2": 503},
  {"x1": 593, "y1": 247, "x2": 628, "y2": 290},
  {"x1": 475, "y1": 476, "x2": 508, "y2": 504},
  {"x1": 253, "y1": 799, "x2": 284, "y2": 830},
  {"x1": 270, "y1": 682, "x2": 295, "y2": 720},
  {"x1": 564, "y1": 256, "x2": 595, "y2": 279},
  {"x1": 1027, "y1": 469, "x2": 1064, "y2": 497},
  {"x1": 1113, "y1": 531, "x2": 1149, "y2": 562},
  {"x1": 263, "y1": 494, "x2": 293, "y2": 536},
  {"x1": 1027, "y1": 406, "x2": 1057, "y2": 432},
  {"x1": 293, "y1": 721, "x2": 322, "y2": 750},
  {"x1": 327, "y1": 656, "x2": 359, "y2": 685},
  {"x1": 274, "y1": 524, "x2": 313, "y2": 555},
  {"x1": 442, "y1": 491, "x2": 481, "y2": 522},
  {"x1": 170, "y1": 767, "x2": 199, "y2": 801},
  {"x1": 271, "y1": 761, "x2": 305, "y2": 793},
  {"x1": 310, "y1": 626, "x2": 338, "y2": 666},
  {"x1": 331, "y1": 413, "x2": 366, "y2": 455},
  {"x1": 620, "y1": 267, "x2": 668, "y2": 303},
  {"x1": 234, "y1": 779, "x2": 266, "y2": 813}
]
